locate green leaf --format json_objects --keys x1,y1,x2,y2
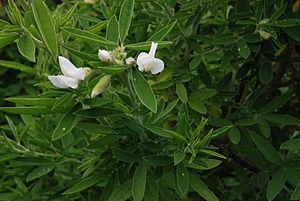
[
  {"x1": 52, "y1": 109, "x2": 80, "y2": 140},
  {"x1": 5, "y1": 115, "x2": 18, "y2": 141},
  {"x1": 6, "y1": 97, "x2": 55, "y2": 106},
  {"x1": 77, "y1": 122, "x2": 114, "y2": 134},
  {"x1": 250, "y1": 132, "x2": 283, "y2": 166},
  {"x1": 176, "y1": 163, "x2": 189, "y2": 195},
  {"x1": 26, "y1": 164, "x2": 55, "y2": 182},
  {"x1": 143, "y1": 155, "x2": 173, "y2": 166},
  {"x1": 61, "y1": 2, "x2": 79, "y2": 26},
  {"x1": 107, "y1": 15, "x2": 119, "y2": 44},
  {"x1": 259, "y1": 57, "x2": 273, "y2": 84},
  {"x1": 0, "y1": 60, "x2": 36, "y2": 74},
  {"x1": 258, "y1": 119, "x2": 271, "y2": 138},
  {"x1": 0, "y1": 153, "x2": 19, "y2": 164},
  {"x1": 132, "y1": 163, "x2": 147, "y2": 201},
  {"x1": 280, "y1": 138, "x2": 300, "y2": 150},
  {"x1": 119, "y1": 0, "x2": 134, "y2": 42},
  {"x1": 200, "y1": 149, "x2": 227, "y2": 159},
  {"x1": 62, "y1": 27, "x2": 116, "y2": 47},
  {"x1": 185, "y1": 159, "x2": 222, "y2": 171},
  {"x1": 100, "y1": 173, "x2": 119, "y2": 201},
  {"x1": 272, "y1": 19, "x2": 300, "y2": 27},
  {"x1": 263, "y1": 114, "x2": 300, "y2": 125},
  {"x1": 31, "y1": 0, "x2": 58, "y2": 59},
  {"x1": 283, "y1": 26, "x2": 300, "y2": 42},
  {"x1": 269, "y1": 4, "x2": 286, "y2": 22},
  {"x1": 75, "y1": 108, "x2": 123, "y2": 117},
  {"x1": 62, "y1": 44, "x2": 99, "y2": 61},
  {"x1": 108, "y1": 179, "x2": 133, "y2": 201},
  {"x1": 145, "y1": 126, "x2": 186, "y2": 142},
  {"x1": 152, "y1": 99, "x2": 179, "y2": 124},
  {"x1": 190, "y1": 175, "x2": 219, "y2": 201},
  {"x1": 260, "y1": 93, "x2": 293, "y2": 114},
  {"x1": 266, "y1": 169, "x2": 286, "y2": 201},
  {"x1": 0, "y1": 33, "x2": 18, "y2": 48},
  {"x1": 63, "y1": 172, "x2": 109, "y2": 194},
  {"x1": 214, "y1": 35, "x2": 238, "y2": 45},
  {"x1": 228, "y1": 126, "x2": 240, "y2": 144},
  {"x1": 174, "y1": 151, "x2": 186, "y2": 165},
  {"x1": 148, "y1": 21, "x2": 177, "y2": 41},
  {"x1": 82, "y1": 98, "x2": 113, "y2": 108},
  {"x1": 0, "y1": 106, "x2": 59, "y2": 114},
  {"x1": 131, "y1": 68, "x2": 157, "y2": 113},
  {"x1": 235, "y1": 118, "x2": 258, "y2": 126},
  {"x1": 237, "y1": 38, "x2": 250, "y2": 59},
  {"x1": 291, "y1": 182, "x2": 300, "y2": 200},
  {"x1": 144, "y1": 177, "x2": 159, "y2": 201},
  {"x1": 210, "y1": 125, "x2": 233, "y2": 138},
  {"x1": 188, "y1": 96, "x2": 207, "y2": 114},
  {"x1": 17, "y1": 35, "x2": 36, "y2": 62},
  {"x1": 125, "y1": 41, "x2": 173, "y2": 50},
  {"x1": 90, "y1": 62, "x2": 129, "y2": 74},
  {"x1": 176, "y1": 83, "x2": 188, "y2": 103},
  {"x1": 111, "y1": 147, "x2": 140, "y2": 162}
]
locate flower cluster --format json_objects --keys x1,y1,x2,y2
[
  {"x1": 48, "y1": 42, "x2": 164, "y2": 97},
  {"x1": 98, "y1": 42, "x2": 164, "y2": 74}
]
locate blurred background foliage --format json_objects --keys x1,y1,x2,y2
[{"x1": 0, "y1": 0, "x2": 300, "y2": 200}]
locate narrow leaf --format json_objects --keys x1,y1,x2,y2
[
  {"x1": 190, "y1": 175, "x2": 219, "y2": 201},
  {"x1": 237, "y1": 38, "x2": 250, "y2": 59},
  {"x1": 176, "y1": 163, "x2": 189, "y2": 195},
  {"x1": 132, "y1": 164, "x2": 147, "y2": 201},
  {"x1": 108, "y1": 179, "x2": 133, "y2": 201},
  {"x1": 62, "y1": 27, "x2": 116, "y2": 47},
  {"x1": 31, "y1": 0, "x2": 58, "y2": 59},
  {"x1": 17, "y1": 35, "x2": 36, "y2": 62},
  {"x1": 52, "y1": 109, "x2": 80, "y2": 140},
  {"x1": 63, "y1": 172, "x2": 109, "y2": 194},
  {"x1": 131, "y1": 68, "x2": 157, "y2": 113},
  {"x1": 250, "y1": 132, "x2": 283, "y2": 166},
  {"x1": 266, "y1": 169, "x2": 286, "y2": 201},
  {"x1": 26, "y1": 164, "x2": 55, "y2": 182},
  {"x1": 119, "y1": 0, "x2": 134, "y2": 42}
]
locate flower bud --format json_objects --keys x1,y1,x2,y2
[
  {"x1": 259, "y1": 30, "x2": 271, "y2": 40},
  {"x1": 91, "y1": 75, "x2": 111, "y2": 98},
  {"x1": 98, "y1": 50, "x2": 112, "y2": 62},
  {"x1": 125, "y1": 57, "x2": 136, "y2": 65},
  {"x1": 83, "y1": 67, "x2": 92, "y2": 77},
  {"x1": 114, "y1": 58, "x2": 125, "y2": 66},
  {"x1": 84, "y1": 0, "x2": 97, "y2": 4}
]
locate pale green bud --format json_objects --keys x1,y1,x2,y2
[
  {"x1": 259, "y1": 30, "x2": 271, "y2": 40},
  {"x1": 125, "y1": 57, "x2": 136, "y2": 65},
  {"x1": 83, "y1": 67, "x2": 92, "y2": 77},
  {"x1": 91, "y1": 75, "x2": 111, "y2": 98}
]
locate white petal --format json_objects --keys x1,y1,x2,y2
[
  {"x1": 150, "y1": 58, "x2": 164, "y2": 74},
  {"x1": 125, "y1": 57, "x2": 136, "y2": 65},
  {"x1": 58, "y1": 56, "x2": 85, "y2": 80},
  {"x1": 149, "y1": 42, "x2": 158, "y2": 58},
  {"x1": 57, "y1": 75, "x2": 80, "y2": 89},
  {"x1": 48, "y1": 75, "x2": 69, "y2": 88},
  {"x1": 98, "y1": 50, "x2": 112, "y2": 62},
  {"x1": 136, "y1": 52, "x2": 149, "y2": 71}
]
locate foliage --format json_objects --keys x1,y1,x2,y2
[{"x1": 0, "y1": 0, "x2": 300, "y2": 200}]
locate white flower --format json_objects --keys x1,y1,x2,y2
[
  {"x1": 136, "y1": 42, "x2": 164, "y2": 74},
  {"x1": 125, "y1": 57, "x2": 136, "y2": 65},
  {"x1": 48, "y1": 56, "x2": 86, "y2": 89},
  {"x1": 98, "y1": 50, "x2": 113, "y2": 62}
]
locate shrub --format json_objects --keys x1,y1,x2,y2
[{"x1": 0, "y1": 0, "x2": 300, "y2": 200}]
